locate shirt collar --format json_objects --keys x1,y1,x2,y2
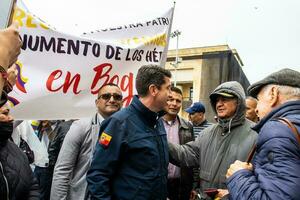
[{"x1": 131, "y1": 95, "x2": 159, "y2": 128}]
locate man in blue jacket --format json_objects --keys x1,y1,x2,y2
[
  {"x1": 87, "y1": 65, "x2": 172, "y2": 200},
  {"x1": 226, "y1": 68, "x2": 300, "y2": 200}
]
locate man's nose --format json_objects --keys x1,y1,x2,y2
[
  {"x1": 169, "y1": 100, "x2": 176, "y2": 105},
  {"x1": 108, "y1": 96, "x2": 116, "y2": 102},
  {"x1": 216, "y1": 100, "x2": 223, "y2": 106}
]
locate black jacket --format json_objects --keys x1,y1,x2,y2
[
  {"x1": 0, "y1": 139, "x2": 39, "y2": 200},
  {"x1": 87, "y1": 95, "x2": 169, "y2": 200},
  {"x1": 48, "y1": 120, "x2": 75, "y2": 167}
]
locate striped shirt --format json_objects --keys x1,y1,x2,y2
[{"x1": 193, "y1": 120, "x2": 212, "y2": 139}]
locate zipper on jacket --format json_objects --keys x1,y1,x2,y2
[
  {"x1": 0, "y1": 161, "x2": 9, "y2": 200},
  {"x1": 154, "y1": 134, "x2": 164, "y2": 196}
]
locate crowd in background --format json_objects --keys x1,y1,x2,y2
[{"x1": 0, "y1": 23, "x2": 299, "y2": 200}]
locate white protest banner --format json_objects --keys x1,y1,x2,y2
[{"x1": 9, "y1": 6, "x2": 174, "y2": 120}]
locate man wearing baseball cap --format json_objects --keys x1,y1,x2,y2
[
  {"x1": 185, "y1": 102, "x2": 212, "y2": 197},
  {"x1": 185, "y1": 102, "x2": 212, "y2": 139},
  {"x1": 226, "y1": 68, "x2": 300, "y2": 199}
]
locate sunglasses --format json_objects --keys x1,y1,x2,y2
[{"x1": 98, "y1": 93, "x2": 123, "y2": 101}]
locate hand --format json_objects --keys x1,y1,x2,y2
[
  {"x1": 0, "y1": 23, "x2": 22, "y2": 69},
  {"x1": 7, "y1": 63, "x2": 17, "y2": 86},
  {"x1": 189, "y1": 190, "x2": 198, "y2": 200},
  {"x1": 226, "y1": 160, "x2": 253, "y2": 179},
  {"x1": 216, "y1": 189, "x2": 229, "y2": 198},
  {"x1": 0, "y1": 105, "x2": 13, "y2": 122}
]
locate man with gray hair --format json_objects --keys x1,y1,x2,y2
[{"x1": 226, "y1": 68, "x2": 300, "y2": 199}]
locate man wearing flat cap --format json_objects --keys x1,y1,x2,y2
[
  {"x1": 168, "y1": 81, "x2": 257, "y2": 199},
  {"x1": 226, "y1": 68, "x2": 300, "y2": 200},
  {"x1": 185, "y1": 102, "x2": 212, "y2": 139}
]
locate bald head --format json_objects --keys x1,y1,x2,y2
[{"x1": 245, "y1": 96, "x2": 259, "y2": 122}]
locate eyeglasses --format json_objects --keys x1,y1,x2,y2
[{"x1": 98, "y1": 93, "x2": 123, "y2": 101}]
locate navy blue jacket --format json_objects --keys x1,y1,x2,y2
[
  {"x1": 227, "y1": 100, "x2": 300, "y2": 200},
  {"x1": 87, "y1": 95, "x2": 169, "y2": 200}
]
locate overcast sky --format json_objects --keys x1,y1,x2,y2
[{"x1": 23, "y1": 0, "x2": 300, "y2": 84}]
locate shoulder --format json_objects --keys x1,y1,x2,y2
[
  {"x1": 205, "y1": 121, "x2": 214, "y2": 126},
  {"x1": 245, "y1": 119, "x2": 257, "y2": 134},
  {"x1": 260, "y1": 119, "x2": 297, "y2": 142},
  {"x1": 235, "y1": 119, "x2": 257, "y2": 135},
  {"x1": 178, "y1": 117, "x2": 191, "y2": 129},
  {"x1": 242, "y1": 119, "x2": 256, "y2": 129},
  {"x1": 1, "y1": 141, "x2": 28, "y2": 165},
  {"x1": 0, "y1": 141, "x2": 32, "y2": 183},
  {"x1": 109, "y1": 107, "x2": 133, "y2": 122},
  {"x1": 100, "y1": 111, "x2": 129, "y2": 134},
  {"x1": 198, "y1": 123, "x2": 218, "y2": 138},
  {"x1": 63, "y1": 117, "x2": 92, "y2": 142},
  {"x1": 72, "y1": 117, "x2": 92, "y2": 131}
]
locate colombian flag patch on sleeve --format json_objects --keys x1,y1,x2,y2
[{"x1": 99, "y1": 132, "x2": 112, "y2": 147}]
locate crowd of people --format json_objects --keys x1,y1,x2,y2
[{"x1": 0, "y1": 23, "x2": 299, "y2": 200}]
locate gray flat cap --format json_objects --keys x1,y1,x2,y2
[{"x1": 247, "y1": 68, "x2": 300, "y2": 98}]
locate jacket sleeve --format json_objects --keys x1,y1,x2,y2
[
  {"x1": 168, "y1": 134, "x2": 202, "y2": 168},
  {"x1": 86, "y1": 117, "x2": 124, "y2": 200},
  {"x1": 50, "y1": 120, "x2": 86, "y2": 200},
  {"x1": 226, "y1": 121, "x2": 300, "y2": 200}
]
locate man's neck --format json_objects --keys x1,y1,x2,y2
[
  {"x1": 98, "y1": 111, "x2": 108, "y2": 119},
  {"x1": 194, "y1": 119, "x2": 206, "y2": 126},
  {"x1": 163, "y1": 114, "x2": 177, "y2": 122},
  {"x1": 139, "y1": 96, "x2": 159, "y2": 113}
]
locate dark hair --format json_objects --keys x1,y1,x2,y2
[
  {"x1": 98, "y1": 83, "x2": 120, "y2": 98},
  {"x1": 171, "y1": 86, "x2": 182, "y2": 96},
  {"x1": 135, "y1": 65, "x2": 171, "y2": 97}
]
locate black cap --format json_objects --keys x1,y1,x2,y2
[{"x1": 247, "y1": 68, "x2": 300, "y2": 98}]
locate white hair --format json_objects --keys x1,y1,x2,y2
[
  {"x1": 262, "y1": 84, "x2": 300, "y2": 100},
  {"x1": 277, "y1": 85, "x2": 300, "y2": 99}
]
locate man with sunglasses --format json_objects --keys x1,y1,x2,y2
[
  {"x1": 51, "y1": 83, "x2": 123, "y2": 200},
  {"x1": 87, "y1": 65, "x2": 172, "y2": 200}
]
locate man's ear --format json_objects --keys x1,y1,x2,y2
[
  {"x1": 148, "y1": 84, "x2": 158, "y2": 97},
  {"x1": 269, "y1": 86, "x2": 279, "y2": 107}
]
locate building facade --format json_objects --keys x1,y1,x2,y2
[{"x1": 165, "y1": 45, "x2": 250, "y2": 121}]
